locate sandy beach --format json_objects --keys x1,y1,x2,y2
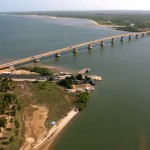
[
  {"x1": 5, "y1": 13, "x2": 117, "y2": 30},
  {"x1": 33, "y1": 108, "x2": 78, "y2": 150}
]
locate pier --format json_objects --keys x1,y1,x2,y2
[
  {"x1": 78, "y1": 68, "x2": 89, "y2": 74},
  {"x1": 0, "y1": 31, "x2": 150, "y2": 70}
]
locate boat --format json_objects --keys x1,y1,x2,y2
[
  {"x1": 76, "y1": 88, "x2": 83, "y2": 92},
  {"x1": 59, "y1": 72, "x2": 72, "y2": 75},
  {"x1": 85, "y1": 87, "x2": 95, "y2": 91},
  {"x1": 89, "y1": 79, "x2": 95, "y2": 85}
]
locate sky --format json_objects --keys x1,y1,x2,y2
[{"x1": 0, "y1": 0, "x2": 150, "y2": 12}]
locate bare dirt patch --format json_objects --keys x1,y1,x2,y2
[
  {"x1": 0, "y1": 68, "x2": 38, "y2": 75},
  {"x1": 21, "y1": 105, "x2": 49, "y2": 150}
]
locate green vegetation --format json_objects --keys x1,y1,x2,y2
[
  {"x1": 0, "y1": 118, "x2": 7, "y2": 128},
  {"x1": 0, "y1": 78, "x2": 23, "y2": 150},
  {"x1": 57, "y1": 78, "x2": 73, "y2": 89},
  {"x1": 0, "y1": 77, "x2": 75, "y2": 149},
  {"x1": 76, "y1": 74, "x2": 83, "y2": 80},
  {"x1": 16, "y1": 66, "x2": 53, "y2": 76},
  {"x1": 116, "y1": 26, "x2": 141, "y2": 32},
  {"x1": 57, "y1": 75, "x2": 77, "y2": 89},
  {"x1": 57, "y1": 77, "x2": 73, "y2": 89},
  {"x1": 18, "y1": 81, "x2": 76, "y2": 128},
  {"x1": 75, "y1": 92, "x2": 89, "y2": 111},
  {"x1": 0, "y1": 78, "x2": 15, "y2": 93},
  {"x1": 57, "y1": 74, "x2": 94, "y2": 89}
]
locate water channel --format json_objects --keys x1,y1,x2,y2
[{"x1": 0, "y1": 15, "x2": 150, "y2": 150}]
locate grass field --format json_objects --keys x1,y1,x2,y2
[{"x1": 28, "y1": 81, "x2": 76, "y2": 128}]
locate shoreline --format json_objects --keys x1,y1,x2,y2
[
  {"x1": 33, "y1": 108, "x2": 78, "y2": 150},
  {"x1": 1, "y1": 13, "x2": 148, "y2": 32},
  {"x1": 86, "y1": 19, "x2": 119, "y2": 29},
  {"x1": 2, "y1": 13, "x2": 117, "y2": 30}
]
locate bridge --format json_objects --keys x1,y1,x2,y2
[{"x1": 0, "y1": 31, "x2": 150, "y2": 70}]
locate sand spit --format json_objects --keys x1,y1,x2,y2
[
  {"x1": 6, "y1": 13, "x2": 116, "y2": 30},
  {"x1": 20, "y1": 106, "x2": 78, "y2": 150},
  {"x1": 33, "y1": 109, "x2": 78, "y2": 150}
]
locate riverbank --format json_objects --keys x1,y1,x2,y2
[
  {"x1": 33, "y1": 109, "x2": 78, "y2": 150},
  {"x1": 11, "y1": 78, "x2": 76, "y2": 150},
  {"x1": 0, "y1": 65, "x2": 98, "y2": 150}
]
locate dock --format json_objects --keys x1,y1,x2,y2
[
  {"x1": 90, "y1": 75, "x2": 102, "y2": 81},
  {"x1": 78, "y1": 68, "x2": 89, "y2": 74}
]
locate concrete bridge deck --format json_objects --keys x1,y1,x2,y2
[{"x1": 0, "y1": 31, "x2": 149, "y2": 70}]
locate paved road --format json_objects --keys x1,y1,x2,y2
[{"x1": 0, "y1": 74, "x2": 50, "y2": 80}]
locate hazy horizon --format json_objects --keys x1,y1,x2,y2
[{"x1": 0, "y1": 0, "x2": 150, "y2": 13}]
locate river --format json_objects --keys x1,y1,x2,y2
[{"x1": 0, "y1": 14, "x2": 150, "y2": 150}]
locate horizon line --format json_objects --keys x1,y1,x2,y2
[{"x1": 1, "y1": 9, "x2": 150, "y2": 13}]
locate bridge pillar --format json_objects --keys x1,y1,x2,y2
[
  {"x1": 128, "y1": 35, "x2": 132, "y2": 40},
  {"x1": 100, "y1": 41, "x2": 104, "y2": 46},
  {"x1": 142, "y1": 33, "x2": 144, "y2": 37},
  {"x1": 111, "y1": 38, "x2": 115, "y2": 44},
  {"x1": 88, "y1": 44, "x2": 93, "y2": 49},
  {"x1": 73, "y1": 48, "x2": 78, "y2": 53},
  {"x1": 55, "y1": 52, "x2": 61, "y2": 57},
  {"x1": 136, "y1": 34, "x2": 139, "y2": 38},
  {"x1": 120, "y1": 36, "x2": 124, "y2": 41}
]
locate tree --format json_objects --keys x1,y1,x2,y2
[
  {"x1": 0, "y1": 118, "x2": 7, "y2": 128},
  {"x1": 0, "y1": 107, "x2": 5, "y2": 114},
  {"x1": 17, "y1": 103, "x2": 21, "y2": 111},
  {"x1": 9, "y1": 136, "x2": 14, "y2": 143},
  {"x1": 0, "y1": 78, "x2": 15, "y2": 92},
  {"x1": 84, "y1": 76, "x2": 91, "y2": 83},
  {"x1": 31, "y1": 67, "x2": 53, "y2": 76},
  {"x1": 3, "y1": 93, "x2": 17, "y2": 105},
  {"x1": 15, "y1": 130, "x2": 19, "y2": 136},
  {"x1": 11, "y1": 108, "x2": 16, "y2": 116},
  {"x1": 76, "y1": 74, "x2": 83, "y2": 80},
  {"x1": 75, "y1": 92, "x2": 89, "y2": 111},
  {"x1": 57, "y1": 77, "x2": 73, "y2": 89},
  {"x1": 14, "y1": 120, "x2": 20, "y2": 129},
  {"x1": 10, "y1": 118, "x2": 13, "y2": 123}
]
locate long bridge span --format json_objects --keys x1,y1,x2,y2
[{"x1": 0, "y1": 31, "x2": 150, "y2": 70}]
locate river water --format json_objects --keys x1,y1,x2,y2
[{"x1": 0, "y1": 15, "x2": 150, "y2": 150}]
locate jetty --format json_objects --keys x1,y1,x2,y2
[
  {"x1": 78, "y1": 68, "x2": 90, "y2": 74},
  {"x1": 90, "y1": 75, "x2": 102, "y2": 81}
]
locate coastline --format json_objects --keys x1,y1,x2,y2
[
  {"x1": 33, "y1": 108, "x2": 78, "y2": 150},
  {"x1": 0, "y1": 14, "x2": 104, "y2": 150},
  {"x1": 86, "y1": 19, "x2": 118, "y2": 29},
  {"x1": 0, "y1": 64, "x2": 78, "y2": 150},
  {"x1": 3, "y1": 13, "x2": 117, "y2": 30}
]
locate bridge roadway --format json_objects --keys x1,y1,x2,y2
[{"x1": 0, "y1": 31, "x2": 150, "y2": 70}]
